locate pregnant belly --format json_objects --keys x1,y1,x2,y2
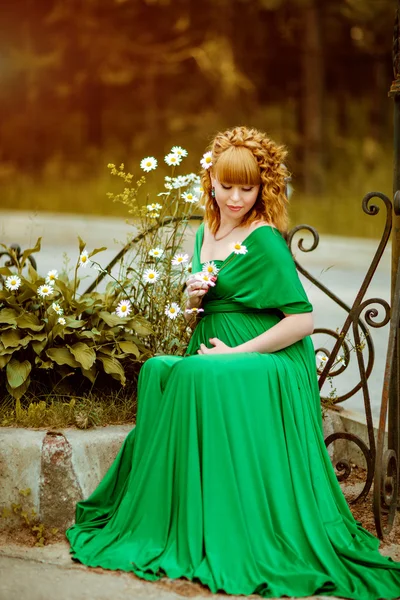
[{"x1": 186, "y1": 311, "x2": 281, "y2": 356}]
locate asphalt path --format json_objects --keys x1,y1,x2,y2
[{"x1": 0, "y1": 211, "x2": 392, "y2": 421}]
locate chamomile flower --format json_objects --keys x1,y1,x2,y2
[
  {"x1": 149, "y1": 247, "x2": 164, "y2": 258},
  {"x1": 182, "y1": 192, "x2": 198, "y2": 204},
  {"x1": 143, "y1": 268, "x2": 160, "y2": 284},
  {"x1": 200, "y1": 151, "x2": 213, "y2": 170},
  {"x1": 46, "y1": 269, "x2": 58, "y2": 284},
  {"x1": 5, "y1": 275, "x2": 21, "y2": 291},
  {"x1": 337, "y1": 355, "x2": 346, "y2": 366},
  {"x1": 37, "y1": 284, "x2": 54, "y2": 298},
  {"x1": 202, "y1": 261, "x2": 219, "y2": 276},
  {"x1": 165, "y1": 303, "x2": 181, "y2": 319},
  {"x1": 171, "y1": 253, "x2": 189, "y2": 266},
  {"x1": 58, "y1": 317, "x2": 66, "y2": 326},
  {"x1": 316, "y1": 354, "x2": 328, "y2": 367},
  {"x1": 231, "y1": 242, "x2": 248, "y2": 255},
  {"x1": 147, "y1": 203, "x2": 162, "y2": 213},
  {"x1": 140, "y1": 156, "x2": 158, "y2": 172},
  {"x1": 172, "y1": 175, "x2": 188, "y2": 189},
  {"x1": 171, "y1": 146, "x2": 188, "y2": 158},
  {"x1": 79, "y1": 250, "x2": 90, "y2": 268},
  {"x1": 185, "y1": 307, "x2": 204, "y2": 314},
  {"x1": 115, "y1": 299, "x2": 132, "y2": 318},
  {"x1": 165, "y1": 153, "x2": 182, "y2": 167},
  {"x1": 51, "y1": 302, "x2": 63, "y2": 315},
  {"x1": 194, "y1": 272, "x2": 216, "y2": 287}
]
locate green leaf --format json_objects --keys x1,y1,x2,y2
[
  {"x1": 46, "y1": 347, "x2": 80, "y2": 368},
  {"x1": 97, "y1": 354, "x2": 126, "y2": 385},
  {"x1": 32, "y1": 338, "x2": 47, "y2": 355},
  {"x1": 6, "y1": 358, "x2": 32, "y2": 389},
  {"x1": 0, "y1": 354, "x2": 12, "y2": 368},
  {"x1": 81, "y1": 365, "x2": 97, "y2": 383},
  {"x1": 67, "y1": 342, "x2": 96, "y2": 370},
  {"x1": 65, "y1": 317, "x2": 86, "y2": 329},
  {"x1": 1, "y1": 330, "x2": 22, "y2": 349},
  {"x1": 0, "y1": 308, "x2": 18, "y2": 325},
  {"x1": 27, "y1": 262, "x2": 39, "y2": 283},
  {"x1": 99, "y1": 311, "x2": 126, "y2": 327},
  {"x1": 127, "y1": 318, "x2": 154, "y2": 336},
  {"x1": 88, "y1": 247, "x2": 107, "y2": 258},
  {"x1": 78, "y1": 236, "x2": 86, "y2": 254},
  {"x1": 0, "y1": 266, "x2": 13, "y2": 276},
  {"x1": 21, "y1": 238, "x2": 42, "y2": 268},
  {"x1": 118, "y1": 341, "x2": 140, "y2": 358},
  {"x1": 6, "y1": 377, "x2": 31, "y2": 400},
  {"x1": 16, "y1": 313, "x2": 44, "y2": 331}
]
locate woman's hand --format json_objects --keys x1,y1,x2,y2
[
  {"x1": 185, "y1": 273, "x2": 213, "y2": 308},
  {"x1": 197, "y1": 338, "x2": 236, "y2": 355}
]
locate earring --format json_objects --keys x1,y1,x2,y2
[{"x1": 211, "y1": 187, "x2": 216, "y2": 198}]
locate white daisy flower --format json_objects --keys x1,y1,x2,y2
[
  {"x1": 149, "y1": 247, "x2": 164, "y2": 258},
  {"x1": 143, "y1": 268, "x2": 160, "y2": 284},
  {"x1": 337, "y1": 355, "x2": 346, "y2": 366},
  {"x1": 79, "y1": 250, "x2": 90, "y2": 268},
  {"x1": 172, "y1": 175, "x2": 188, "y2": 189},
  {"x1": 58, "y1": 317, "x2": 66, "y2": 326},
  {"x1": 51, "y1": 302, "x2": 63, "y2": 315},
  {"x1": 185, "y1": 262, "x2": 192, "y2": 274},
  {"x1": 186, "y1": 173, "x2": 200, "y2": 183},
  {"x1": 37, "y1": 284, "x2": 54, "y2": 298},
  {"x1": 200, "y1": 151, "x2": 213, "y2": 170},
  {"x1": 147, "y1": 203, "x2": 162, "y2": 213},
  {"x1": 185, "y1": 307, "x2": 204, "y2": 314},
  {"x1": 194, "y1": 273, "x2": 216, "y2": 287},
  {"x1": 165, "y1": 303, "x2": 181, "y2": 319},
  {"x1": 171, "y1": 253, "x2": 189, "y2": 266},
  {"x1": 140, "y1": 156, "x2": 158, "y2": 172},
  {"x1": 165, "y1": 153, "x2": 182, "y2": 167},
  {"x1": 171, "y1": 146, "x2": 188, "y2": 158},
  {"x1": 46, "y1": 269, "x2": 58, "y2": 284},
  {"x1": 316, "y1": 354, "x2": 328, "y2": 367},
  {"x1": 115, "y1": 299, "x2": 132, "y2": 318},
  {"x1": 5, "y1": 275, "x2": 21, "y2": 291},
  {"x1": 182, "y1": 192, "x2": 198, "y2": 204},
  {"x1": 202, "y1": 261, "x2": 219, "y2": 276},
  {"x1": 231, "y1": 242, "x2": 248, "y2": 255}
]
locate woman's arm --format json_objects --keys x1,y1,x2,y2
[{"x1": 198, "y1": 312, "x2": 314, "y2": 355}]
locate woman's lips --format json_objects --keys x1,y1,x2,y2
[{"x1": 227, "y1": 205, "x2": 242, "y2": 211}]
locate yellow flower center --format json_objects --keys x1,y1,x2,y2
[
  {"x1": 234, "y1": 244, "x2": 241, "y2": 249},
  {"x1": 146, "y1": 161, "x2": 152, "y2": 167},
  {"x1": 121, "y1": 306, "x2": 127, "y2": 312},
  {"x1": 11, "y1": 279, "x2": 17, "y2": 285},
  {"x1": 205, "y1": 157, "x2": 212, "y2": 163},
  {"x1": 81, "y1": 256, "x2": 87, "y2": 262},
  {"x1": 149, "y1": 273, "x2": 155, "y2": 279},
  {"x1": 170, "y1": 308, "x2": 176, "y2": 313},
  {"x1": 206, "y1": 266, "x2": 213, "y2": 273}
]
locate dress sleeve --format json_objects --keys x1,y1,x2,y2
[{"x1": 231, "y1": 228, "x2": 313, "y2": 314}]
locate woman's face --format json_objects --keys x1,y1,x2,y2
[{"x1": 211, "y1": 176, "x2": 260, "y2": 222}]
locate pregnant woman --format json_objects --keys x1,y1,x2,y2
[{"x1": 67, "y1": 126, "x2": 400, "y2": 600}]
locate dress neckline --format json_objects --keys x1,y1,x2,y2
[{"x1": 199, "y1": 223, "x2": 280, "y2": 265}]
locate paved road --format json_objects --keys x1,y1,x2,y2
[
  {"x1": 0, "y1": 211, "x2": 392, "y2": 421},
  {"x1": 0, "y1": 541, "x2": 346, "y2": 600}
]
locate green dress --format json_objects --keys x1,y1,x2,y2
[{"x1": 66, "y1": 224, "x2": 400, "y2": 599}]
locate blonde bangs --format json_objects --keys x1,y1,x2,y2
[{"x1": 212, "y1": 146, "x2": 261, "y2": 186}]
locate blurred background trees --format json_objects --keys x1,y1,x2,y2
[{"x1": 0, "y1": 0, "x2": 396, "y2": 236}]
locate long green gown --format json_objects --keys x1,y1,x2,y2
[{"x1": 66, "y1": 224, "x2": 400, "y2": 599}]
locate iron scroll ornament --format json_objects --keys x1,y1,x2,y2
[{"x1": 287, "y1": 192, "x2": 393, "y2": 507}]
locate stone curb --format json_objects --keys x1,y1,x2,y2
[{"x1": 0, "y1": 411, "x2": 386, "y2": 531}]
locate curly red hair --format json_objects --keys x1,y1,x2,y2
[{"x1": 200, "y1": 126, "x2": 289, "y2": 234}]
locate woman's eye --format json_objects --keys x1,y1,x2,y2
[
  {"x1": 242, "y1": 187, "x2": 253, "y2": 192},
  {"x1": 221, "y1": 184, "x2": 231, "y2": 190}
]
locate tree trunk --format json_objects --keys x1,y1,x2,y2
[{"x1": 301, "y1": 0, "x2": 324, "y2": 196}]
